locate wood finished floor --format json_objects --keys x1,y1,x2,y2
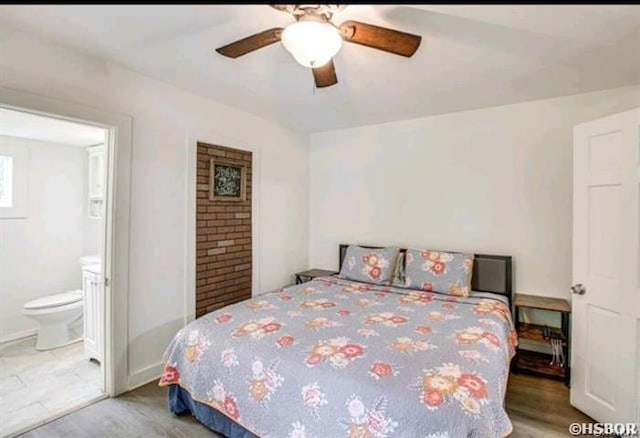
[{"x1": 19, "y1": 373, "x2": 592, "y2": 438}]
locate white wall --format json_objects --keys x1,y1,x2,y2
[
  {"x1": 0, "y1": 28, "x2": 309, "y2": 385},
  {"x1": 309, "y1": 86, "x2": 640, "y2": 307},
  {"x1": 0, "y1": 135, "x2": 85, "y2": 341}
]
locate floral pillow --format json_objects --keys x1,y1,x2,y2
[
  {"x1": 339, "y1": 246, "x2": 400, "y2": 285},
  {"x1": 404, "y1": 248, "x2": 474, "y2": 297}
]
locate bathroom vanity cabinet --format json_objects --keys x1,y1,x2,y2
[{"x1": 83, "y1": 264, "x2": 103, "y2": 363}]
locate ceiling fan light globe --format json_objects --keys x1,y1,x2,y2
[
  {"x1": 291, "y1": 53, "x2": 333, "y2": 69},
  {"x1": 281, "y1": 21, "x2": 343, "y2": 68}
]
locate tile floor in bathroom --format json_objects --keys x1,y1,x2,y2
[{"x1": 0, "y1": 337, "x2": 103, "y2": 437}]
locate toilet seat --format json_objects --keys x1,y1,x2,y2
[{"x1": 24, "y1": 290, "x2": 82, "y2": 310}]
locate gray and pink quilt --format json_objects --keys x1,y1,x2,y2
[{"x1": 160, "y1": 276, "x2": 518, "y2": 438}]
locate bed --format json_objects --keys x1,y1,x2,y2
[{"x1": 159, "y1": 244, "x2": 517, "y2": 438}]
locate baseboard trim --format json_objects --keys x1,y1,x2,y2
[
  {"x1": 127, "y1": 361, "x2": 164, "y2": 391},
  {"x1": 0, "y1": 329, "x2": 37, "y2": 344}
]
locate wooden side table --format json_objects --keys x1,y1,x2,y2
[
  {"x1": 295, "y1": 269, "x2": 338, "y2": 284},
  {"x1": 513, "y1": 293, "x2": 571, "y2": 386}
]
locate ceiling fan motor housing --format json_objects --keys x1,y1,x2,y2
[{"x1": 271, "y1": 4, "x2": 347, "y2": 21}]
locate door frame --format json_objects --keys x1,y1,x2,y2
[
  {"x1": 184, "y1": 129, "x2": 260, "y2": 325},
  {"x1": 0, "y1": 85, "x2": 133, "y2": 396}
]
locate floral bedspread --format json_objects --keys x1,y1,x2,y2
[{"x1": 160, "y1": 276, "x2": 518, "y2": 438}]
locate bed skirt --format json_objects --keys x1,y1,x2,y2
[{"x1": 168, "y1": 384, "x2": 258, "y2": 438}]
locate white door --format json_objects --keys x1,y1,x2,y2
[{"x1": 571, "y1": 108, "x2": 639, "y2": 422}]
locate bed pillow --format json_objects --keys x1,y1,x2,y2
[
  {"x1": 404, "y1": 248, "x2": 474, "y2": 297},
  {"x1": 339, "y1": 245, "x2": 401, "y2": 285}
]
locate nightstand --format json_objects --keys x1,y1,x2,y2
[
  {"x1": 295, "y1": 269, "x2": 338, "y2": 284},
  {"x1": 513, "y1": 293, "x2": 571, "y2": 386}
]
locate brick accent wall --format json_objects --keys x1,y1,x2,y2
[{"x1": 196, "y1": 142, "x2": 252, "y2": 317}]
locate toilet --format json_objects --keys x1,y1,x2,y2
[{"x1": 23, "y1": 290, "x2": 83, "y2": 350}]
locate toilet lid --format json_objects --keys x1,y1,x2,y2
[{"x1": 24, "y1": 290, "x2": 82, "y2": 310}]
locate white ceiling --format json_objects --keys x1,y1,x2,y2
[
  {"x1": 0, "y1": 108, "x2": 105, "y2": 147},
  {"x1": 0, "y1": 5, "x2": 638, "y2": 132}
]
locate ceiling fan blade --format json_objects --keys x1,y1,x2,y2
[
  {"x1": 339, "y1": 20, "x2": 421, "y2": 57},
  {"x1": 312, "y1": 60, "x2": 338, "y2": 88},
  {"x1": 216, "y1": 28, "x2": 283, "y2": 58}
]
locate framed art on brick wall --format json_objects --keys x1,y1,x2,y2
[
  {"x1": 209, "y1": 158, "x2": 246, "y2": 202},
  {"x1": 195, "y1": 141, "x2": 253, "y2": 317}
]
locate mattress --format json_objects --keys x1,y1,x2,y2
[{"x1": 160, "y1": 276, "x2": 517, "y2": 437}]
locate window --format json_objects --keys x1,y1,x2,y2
[
  {"x1": 0, "y1": 145, "x2": 28, "y2": 219},
  {"x1": 0, "y1": 155, "x2": 12, "y2": 208}
]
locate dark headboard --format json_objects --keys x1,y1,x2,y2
[{"x1": 338, "y1": 244, "x2": 513, "y2": 306}]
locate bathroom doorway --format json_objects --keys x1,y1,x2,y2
[{"x1": 0, "y1": 107, "x2": 112, "y2": 436}]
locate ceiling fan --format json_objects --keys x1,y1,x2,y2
[{"x1": 215, "y1": 5, "x2": 422, "y2": 88}]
